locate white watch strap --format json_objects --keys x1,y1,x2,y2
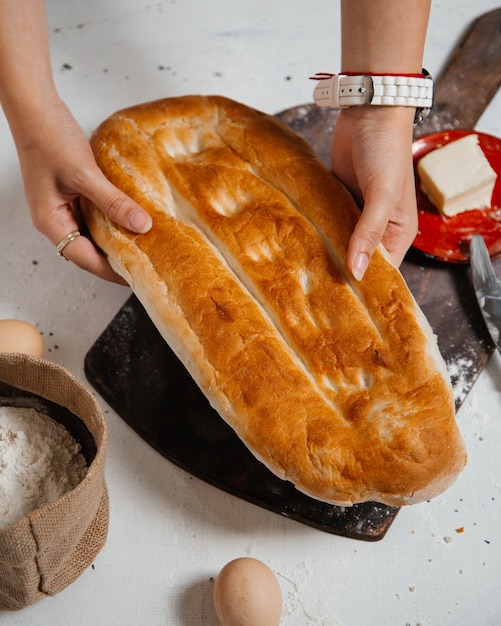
[{"x1": 313, "y1": 73, "x2": 433, "y2": 110}]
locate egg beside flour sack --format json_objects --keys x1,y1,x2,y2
[{"x1": 0, "y1": 319, "x2": 44, "y2": 357}]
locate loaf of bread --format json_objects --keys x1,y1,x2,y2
[{"x1": 82, "y1": 95, "x2": 466, "y2": 507}]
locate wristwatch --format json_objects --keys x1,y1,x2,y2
[{"x1": 311, "y1": 69, "x2": 433, "y2": 125}]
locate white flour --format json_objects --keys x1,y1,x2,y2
[{"x1": 0, "y1": 405, "x2": 88, "y2": 528}]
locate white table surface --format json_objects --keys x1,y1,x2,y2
[{"x1": 1, "y1": 1, "x2": 501, "y2": 624}]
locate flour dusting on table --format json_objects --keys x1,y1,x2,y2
[{"x1": 447, "y1": 354, "x2": 478, "y2": 407}]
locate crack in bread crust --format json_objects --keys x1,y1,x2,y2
[{"x1": 82, "y1": 95, "x2": 466, "y2": 506}]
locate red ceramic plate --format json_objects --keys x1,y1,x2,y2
[{"x1": 412, "y1": 130, "x2": 501, "y2": 263}]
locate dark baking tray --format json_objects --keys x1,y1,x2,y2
[{"x1": 84, "y1": 295, "x2": 400, "y2": 540}]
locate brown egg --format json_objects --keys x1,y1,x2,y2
[
  {"x1": 213, "y1": 557, "x2": 282, "y2": 626},
  {"x1": 0, "y1": 319, "x2": 44, "y2": 357}
]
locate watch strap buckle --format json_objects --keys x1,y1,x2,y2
[{"x1": 312, "y1": 74, "x2": 372, "y2": 108}]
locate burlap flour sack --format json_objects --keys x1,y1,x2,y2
[{"x1": 0, "y1": 353, "x2": 108, "y2": 611}]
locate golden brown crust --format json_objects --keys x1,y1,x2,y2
[{"x1": 82, "y1": 95, "x2": 466, "y2": 506}]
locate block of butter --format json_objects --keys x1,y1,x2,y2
[{"x1": 417, "y1": 133, "x2": 497, "y2": 217}]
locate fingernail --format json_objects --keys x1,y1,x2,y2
[
  {"x1": 128, "y1": 210, "x2": 152, "y2": 233},
  {"x1": 352, "y1": 252, "x2": 369, "y2": 281}
]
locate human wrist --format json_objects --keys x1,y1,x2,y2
[
  {"x1": 1, "y1": 80, "x2": 60, "y2": 120},
  {"x1": 311, "y1": 70, "x2": 433, "y2": 125},
  {"x1": 340, "y1": 103, "x2": 416, "y2": 124},
  {"x1": 338, "y1": 105, "x2": 417, "y2": 140},
  {"x1": 1, "y1": 86, "x2": 66, "y2": 146}
]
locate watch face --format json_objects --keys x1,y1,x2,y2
[{"x1": 411, "y1": 130, "x2": 501, "y2": 263}]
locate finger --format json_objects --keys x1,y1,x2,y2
[
  {"x1": 379, "y1": 211, "x2": 418, "y2": 266},
  {"x1": 40, "y1": 202, "x2": 128, "y2": 284},
  {"x1": 378, "y1": 183, "x2": 419, "y2": 265},
  {"x1": 347, "y1": 200, "x2": 418, "y2": 281},
  {"x1": 79, "y1": 169, "x2": 152, "y2": 234},
  {"x1": 346, "y1": 216, "x2": 385, "y2": 282},
  {"x1": 57, "y1": 232, "x2": 128, "y2": 285}
]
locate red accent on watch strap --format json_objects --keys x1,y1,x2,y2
[
  {"x1": 309, "y1": 71, "x2": 425, "y2": 80},
  {"x1": 309, "y1": 73, "x2": 335, "y2": 80},
  {"x1": 342, "y1": 71, "x2": 425, "y2": 78}
]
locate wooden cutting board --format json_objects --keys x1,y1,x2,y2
[{"x1": 84, "y1": 9, "x2": 501, "y2": 541}]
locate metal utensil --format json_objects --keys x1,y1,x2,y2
[{"x1": 470, "y1": 234, "x2": 501, "y2": 352}]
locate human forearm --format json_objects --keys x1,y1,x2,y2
[
  {"x1": 331, "y1": 1, "x2": 432, "y2": 280},
  {"x1": 0, "y1": 0, "x2": 152, "y2": 283},
  {"x1": 0, "y1": 0, "x2": 59, "y2": 126},
  {"x1": 340, "y1": 0, "x2": 431, "y2": 74}
]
